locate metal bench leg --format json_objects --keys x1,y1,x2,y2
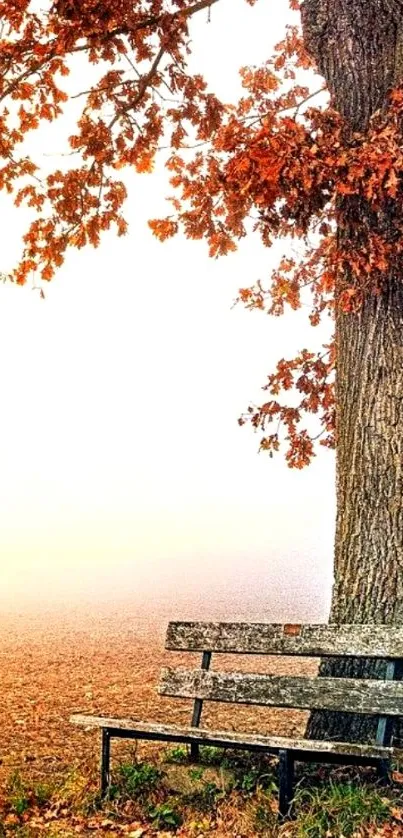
[
  {"x1": 101, "y1": 729, "x2": 111, "y2": 798},
  {"x1": 190, "y1": 743, "x2": 200, "y2": 761},
  {"x1": 377, "y1": 758, "x2": 391, "y2": 785},
  {"x1": 278, "y1": 749, "x2": 294, "y2": 818}
]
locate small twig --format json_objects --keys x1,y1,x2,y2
[{"x1": 109, "y1": 45, "x2": 166, "y2": 130}]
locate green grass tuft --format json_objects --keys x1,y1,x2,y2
[
  {"x1": 110, "y1": 760, "x2": 162, "y2": 801},
  {"x1": 291, "y1": 780, "x2": 391, "y2": 837},
  {"x1": 6, "y1": 771, "x2": 30, "y2": 816},
  {"x1": 165, "y1": 746, "x2": 189, "y2": 764},
  {"x1": 197, "y1": 746, "x2": 224, "y2": 765},
  {"x1": 182, "y1": 778, "x2": 226, "y2": 812},
  {"x1": 148, "y1": 800, "x2": 183, "y2": 829}
]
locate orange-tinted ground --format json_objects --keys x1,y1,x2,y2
[
  {"x1": 3, "y1": 603, "x2": 402, "y2": 837},
  {"x1": 0, "y1": 602, "x2": 312, "y2": 786}
]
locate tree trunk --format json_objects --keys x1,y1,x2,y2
[
  {"x1": 300, "y1": 0, "x2": 403, "y2": 741},
  {"x1": 333, "y1": 280, "x2": 403, "y2": 629},
  {"x1": 310, "y1": 282, "x2": 403, "y2": 742}
]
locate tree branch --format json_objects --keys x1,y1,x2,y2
[{"x1": 1, "y1": 0, "x2": 221, "y2": 103}]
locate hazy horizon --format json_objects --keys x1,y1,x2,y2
[{"x1": 1, "y1": 542, "x2": 332, "y2": 622}]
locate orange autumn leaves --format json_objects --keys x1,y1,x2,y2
[
  {"x1": 0, "y1": 0, "x2": 226, "y2": 282},
  {"x1": 2, "y1": 0, "x2": 403, "y2": 465},
  {"x1": 148, "y1": 36, "x2": 403, "y2": 464}
]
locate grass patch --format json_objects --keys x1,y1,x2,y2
[
  {"x1": 197, "y1": 746, "x2": 225, "y2": 765},
  {"x1": 290, "y1": 779, "x2": 391, "y2": 837},
  {"x1": 219, "y1": 750, "x2": 278, "y2": 796},
  {"x1": 32, "y1": 781, "x2": 54, "y2": 808},
  {"x1": 254, "y1": 801, "x2": 278, "y2": 832},
  {"x1": 55, "y1": 765, "x2": 100, "y2": 814},
  {"x1": 165, "y1": 746, "x2": 189, "y2": 764},
  {"x1": 1, "y1": 757, "x2": 400, "y2": 837},
  {"x1": 182, "y1": 778, "x2": 225, "y2": 812},
  {"x1": 5, "y1": 771, "x2": 56, "y2": 812},
  {"x1": 235, "y1": 764, "x2": 277, "y2": 795},
  {"x1": 148, "y1": 801, "x2": 183, "y2": 829},
  {"x1": 164, "y1": 745, "x2": 225, "y2": 766},
  {"x1": 110, "y1": 760, "x2": 162, "y2": 801},
  {"x1": 6, "y1": 772, "x2": 31, "y2": 817}
]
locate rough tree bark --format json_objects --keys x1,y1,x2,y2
[{"x1": 300, "y1": 0, "x2": 403, "y2": 741}]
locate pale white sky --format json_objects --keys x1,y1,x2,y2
[{"x1": 0, "y1": 0, "x2": 334, "y2": 618}]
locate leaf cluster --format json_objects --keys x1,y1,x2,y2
[{"x1": 2, "y1": 1, "x2": 403, "y2": 464}]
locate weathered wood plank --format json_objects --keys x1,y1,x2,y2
[
  {"x1": 165, "y1": 622, "x2": 403, "y2": 658},
  {"x1": 70, "y1": 714, "x2": 392, "y2": 759},
  {"x1": 158, "y1": 668, "x2": 403, "y2": 715}
]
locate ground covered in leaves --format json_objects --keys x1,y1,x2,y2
[{"x1": 1, "y1": 603, "x2": 403, "y2": 837}]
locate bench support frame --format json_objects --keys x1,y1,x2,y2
[
  {"x1": 279, "y1": 748, "x2": 294, "y2": 818},
  {"x1": 101, "y1": 728, "x2": 111, "y2": 798},
  {"x1": 190, "y1": 650, "x2": 211, "y2": 761},
  {"x1": 97, "y1": 726, "x2": 390, "y2": 810}
]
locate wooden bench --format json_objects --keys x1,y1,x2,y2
[{"x1": 71, "y1": 622, "x2": 403, "y2": 817}]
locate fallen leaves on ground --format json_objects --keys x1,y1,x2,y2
[{"x1": 1, "y1": 605, "x2": 403, "y2": 837}]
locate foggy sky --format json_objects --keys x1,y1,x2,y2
[{"x1": 0, "y1": 0, "x2": 334, "y2": 620}]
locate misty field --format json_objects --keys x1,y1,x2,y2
[{"x1": 0, "y1": 604, "x2": 310, "y2": 783}]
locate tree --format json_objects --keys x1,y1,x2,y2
[{"x1": 2, "y1": 0, "x2": 403, "y2": 740}]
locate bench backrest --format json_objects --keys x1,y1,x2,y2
[
  {"x1": 159, "y1": 622, "x2": 403, "y2": 744},
  {"x1": 165, "y1": 622, "x2": 403, "y2": 657}
]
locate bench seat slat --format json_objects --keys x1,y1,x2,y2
[
  {"x1": 70, "y1": 714, "x2": 391, "y2": 761},
  {"x1": 166, "y1": 622, "x2": 403, "y2": 658},
  {"x1": 158, "y1": 667, "x2": 403, "y2": 715}
]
